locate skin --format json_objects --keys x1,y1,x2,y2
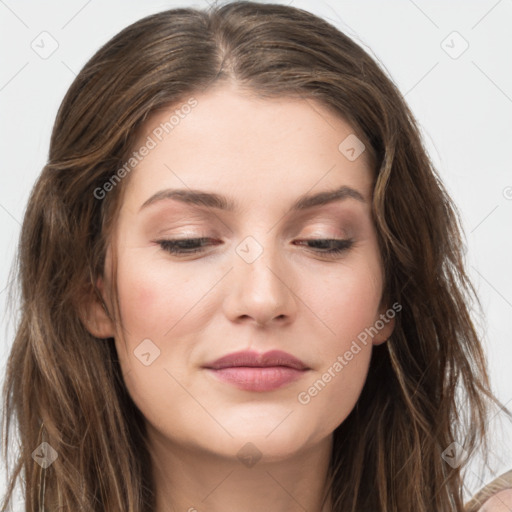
[
  {"x1": 478, "y1": 489, "x2": 512, "y2": 512},
  {"x1": 84, "y1": 82, "x2": 395, "y2": 512}
]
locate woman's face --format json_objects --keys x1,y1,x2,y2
[{"x1": 96, "y1": 83, "x2": 394, "y2": 462}]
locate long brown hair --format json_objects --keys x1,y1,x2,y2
[{"x1": 1, "y1": 1, "x2": 509, "y2": 510}]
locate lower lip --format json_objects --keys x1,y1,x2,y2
[{"x1": 206, "y1": 366, "x2": 307, "y2": 392}]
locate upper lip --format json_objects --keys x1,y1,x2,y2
[{"x1": 203, "y1": 350, "x2": 309, "y2": 371}]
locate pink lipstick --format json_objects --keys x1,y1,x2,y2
[{"x1": 202, "y1": 350, "x2": 309, "y2": 392}]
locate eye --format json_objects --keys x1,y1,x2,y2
[
  {"x1": 293, "y1": 238, "x2": 354, "y2": 257},
  {"x1": 155, "y1": 237, "x2": 355, "y2": 258},
  {"x1": 156, "y1": 237, "x2": 218, "y2": 256}
]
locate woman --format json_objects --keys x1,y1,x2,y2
[{"x1": 1, "y1": 2, "x2": 510, "y2": 510}]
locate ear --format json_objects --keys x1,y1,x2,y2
[
  {"x1": 78, "y1": 276, "x2": 116, "y2": 339},
  {"x1": 371, "y1": 302, "x2": 398, "y2": 346}
]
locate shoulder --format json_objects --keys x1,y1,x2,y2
[
  {"x1": 466, "y1": 470, "x2": 512, "y2": 512},
  {"x1": 477, "y1": 488, "x2": 512, "y2": 511}
]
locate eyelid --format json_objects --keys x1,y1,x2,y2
[{"x1": 155, "y1": 236, "x2": 355, "y2": 259}]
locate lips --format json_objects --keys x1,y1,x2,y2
[
  {"x1": 203, "y1": 350, "x2": 310, "y2": 392},
  {"x1": 203, "y1": 349, "x2": 309, "y2": 371}
]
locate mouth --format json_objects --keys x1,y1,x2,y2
[{"x1": 202, "y1": 350, "x2": 310, "y2": 392}]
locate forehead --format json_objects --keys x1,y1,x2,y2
[{"x1": 123, "y1": 85, "x2": 374, "y2": 210}]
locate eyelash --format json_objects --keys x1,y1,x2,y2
[{"x1": 156, "y1": 237, "x2": 354, "y2": 258}]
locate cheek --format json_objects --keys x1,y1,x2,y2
[
  {"x1": 112, "y1": 257, "x2": 203, "y2": 425},
  {"x1": 112, "y1": 252, "x2": 217, "y2": 389},
  {"x1": 295, "y1": 256, "x2": 382, "y2": 428},
  {"x1": 115, "y1": 253, "x2": 200, "y2": 337},
  {"x1": 306, "y1": 258, "x2": 383, "y2": 343},
  {"x1": 305, "y1": 346, "x2": 372, "y2": 437}
]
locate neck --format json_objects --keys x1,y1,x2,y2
[{"x1": 148, "y1": 427, "x2": 334, "y2": 512}]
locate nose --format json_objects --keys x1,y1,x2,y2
[{"x1": 222, "y1": 239, "x2": 297, "y2": 327}]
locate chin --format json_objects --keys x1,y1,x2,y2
[{"x1": 221, "y1": 423, "x2": 318, "y2": 460}]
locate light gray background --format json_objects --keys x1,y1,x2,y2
[{"x1": 1, "y1": 0, "x2": 511, "y2": 505}]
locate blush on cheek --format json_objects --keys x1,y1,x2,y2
[
  {"x1": 310, "y1": 276, "x2": 379, "y2": 327},
  {"x1": 115, "y1": 269, "x2": 160, "y2": 335},
  {"x1": 134, "y1": 283, "x2": 157, "y2": 308},
  {"x1": 118, "y1": 275, "x2": 156, "y2": 313}
]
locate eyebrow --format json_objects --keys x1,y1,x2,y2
[{"x1": 139, "y1": 185, "x2": 366, "y2": 213}]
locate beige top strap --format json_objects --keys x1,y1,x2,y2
[{"x1": 465, "y1": 470, "x2": 512, "y2": 512}]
